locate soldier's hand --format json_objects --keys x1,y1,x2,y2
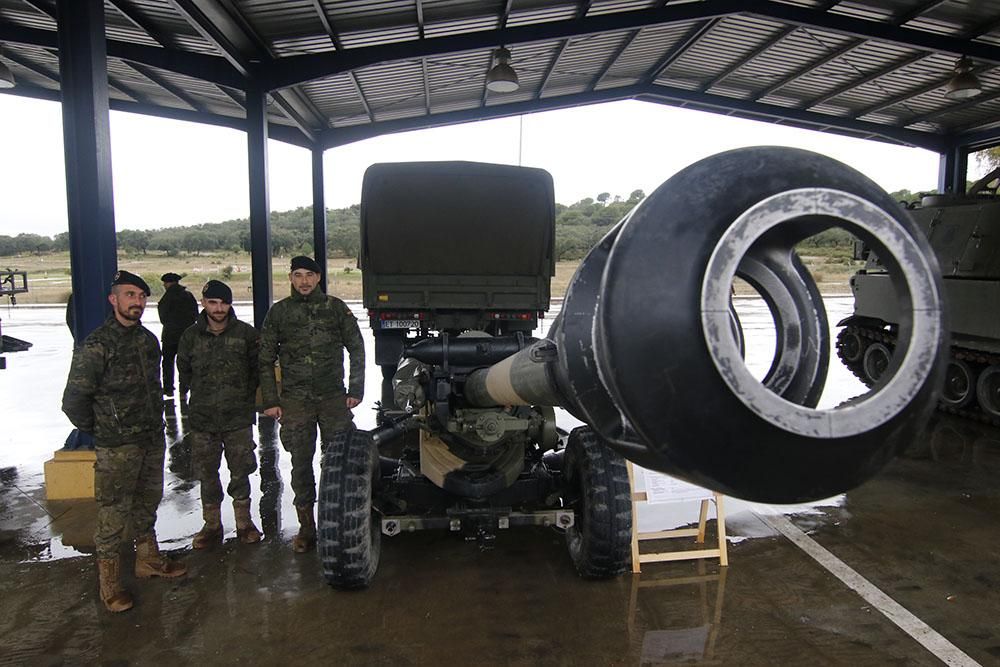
[
  {"x1": 345, "y1": 397, "x2": 360, "y2": 410},
  {"x1": 263, "y1": 406, "x2": 283, "y2": 421}
]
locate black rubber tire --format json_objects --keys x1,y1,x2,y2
[
  {"x1": 595, "y1": 146, "x2": 947, "y2": 503},
  {"x1": 976, "y1": 364, "x2": 1000, "y2": 418},
  {"x1": 862, "y1": 343, "x2": 892, "y2": 384},
  {"x1": 563, "y1": 427, "x2": 632, "y2": 579},
  {"x1": 318, "y1": 429, "x2": 381, "y2": 590}
]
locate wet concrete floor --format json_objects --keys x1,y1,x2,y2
[{"x1": 1, "y1": 301, "x2": 999, "y2": 665}]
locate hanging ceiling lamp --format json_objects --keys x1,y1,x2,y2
[
  {"x1": 944, "y1": 56, "x2": 982, "y2": 100},
  {"x1": 486, "y1": 46, "x2": 519, "y2": 93}
]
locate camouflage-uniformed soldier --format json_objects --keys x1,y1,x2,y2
[
  {"x1": 177, "y1": 280, "x2": 263, "y2": 548},
  {"x1": 61, "y1": 270, "x2": 187, "y2": 614},
  {"x1": 158, "y1": 272, "x2": 198, "y2": 398},
  {"x1": 259, "y1": 255, "x2": 365, "y2": 552}
]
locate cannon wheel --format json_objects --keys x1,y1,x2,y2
[
  {"x1": 318, "y1": 429, "x2": 381, "y2": 590},
  {"x1": 563, "y1": 427, "x2": 632, "y2": 578}
]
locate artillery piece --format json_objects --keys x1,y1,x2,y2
[{"x1": 317, "y1": 148, "x2": 948, "y2": 589}]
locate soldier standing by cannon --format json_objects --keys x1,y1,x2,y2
[
  {"x1": 177, "y1": 279, "x2": 263, "y2": 548},
  {"x1": 259, "y1": 255, "x2": 366, "y2": 553},
  {"x1": 61, "y1": 270, "x2": 187, "y2": 613},
  {"x1": 158, "y1": 272, "x2": 198, "y2": 398}
]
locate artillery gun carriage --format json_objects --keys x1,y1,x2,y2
[{"x1": 317, "y1": 149, "x2": 949, "y2": 590}]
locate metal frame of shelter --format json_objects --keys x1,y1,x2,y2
[{"x1": 2, "y1": 0, "x2": 1000, "y2": 336}]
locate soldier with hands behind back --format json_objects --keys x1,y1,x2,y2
[
  {"x1": 177, "y1": 280, "x2": 263, "y2": 548},
  {"x1": 259, "y1": 256, "x2": 366, "y2": 553},
  {"x1": 61, "y1": 271, "x2": 187, "y2": 614},
  {"x1": 158, "y1": 272, "x2": 198, "y2": 398}
]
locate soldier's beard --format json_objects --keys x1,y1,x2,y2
[
  {"x1": 208, "y1": 311, "x2": 228, "y2": 323},
  {"x1": 118, "y1": 304, "x2": 142, "y2": 322}
]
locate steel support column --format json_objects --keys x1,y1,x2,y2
[
  {"x1": 312, "y1": 147, "x2": 328, "y2": 293},
  {"x1": 246, "y1": 85, "x2": 272, "y2": 327},
  {"x1": 57, "y1": 0, "x2": 118, "y2": 342},
  {"x1": 938, "y1": 144, "x2": 968, "y2": 194}
]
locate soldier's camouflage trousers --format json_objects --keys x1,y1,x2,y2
[
  {"x1": 94, "y1": 434, "x2": 166, "y2": 559},
  {"x1": 279, "y1": 395, "x2": 354, "y2": 507},
  {"x1": 189, "y1": 426, "x2": 258, "y2": 505}
]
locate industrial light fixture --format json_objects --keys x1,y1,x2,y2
[
  {"x1": 486, "y1": 46, "x2": 519, "y2": 93},
  {"x1": 944, "y1": 56, "x2": 982, "y2": 100},
  {"x1": 0, "y1": 45, "x2": 15, "y2": 90}
]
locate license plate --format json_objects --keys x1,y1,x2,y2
[{"x1": 382, "y1": 320, "x2": 419, "y2": 329}]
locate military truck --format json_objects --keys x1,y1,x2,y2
[
  {"x1": 318, "y1": 149, "x2": 948, "y2": 590},
  {"x1": 836, "y1": 169, "x2": 1000, "y2": 424}
]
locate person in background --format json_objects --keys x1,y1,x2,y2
[
  {"x1": 157, "y1": 272, "x2": 197, "y2": 399},
  {"x1": 61, "y1": 270, "x2": 187, "y2": 613},
  {"x1": 177, "y1": 280, "x2": 263, "y2": 548},
  {"x1": 258, "y1": 256, "x2": 365, "y2": 553}
]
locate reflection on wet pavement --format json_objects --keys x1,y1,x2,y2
[{"x1": 1, "y1": 301, "x2": 999, "y2": 664}]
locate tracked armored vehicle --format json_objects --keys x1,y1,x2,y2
[
  {"x1": 318, "y1": 149, "x2": 949, "y2": 590},
  {"x1": 837, "y1": 171, "x2": 1000, "y2": 424}
]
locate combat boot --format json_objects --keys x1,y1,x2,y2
[
  {"x1": 292, "y1": 504, "x2": 316, "y2": 553},
  {"x1": 135, "y1": 533, "x2": 188, "y2": 579},
  {"x1": 97, "y1": 557, "x2": 133, "y2": 613},
  {"x1": 233, "y1": 498, "x2": 262, "y2": 544},
  {"x1": 191, "y1": 503, "x2": 223, "y2": 549}
]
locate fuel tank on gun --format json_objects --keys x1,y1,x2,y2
[{"x1": 462, "y1": 147, "x2": 948, "y2": 504}]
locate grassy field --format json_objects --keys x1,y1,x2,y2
[{"x1": 1, "y1": 248, "x2": 858, "y2": 306}]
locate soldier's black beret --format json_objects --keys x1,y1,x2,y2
[
  {"x1": 290, "y1": 256, "x2": 321, "y2": 273},
  {"x1": 160, "y1": 272, "x2": 182, "y2": 283},
  {"x1": 111, "y1": 270, "x2": 151, "y2": 296},
  {"x1": 202, "y1": 279, "x2": 233, "y2": 304}
]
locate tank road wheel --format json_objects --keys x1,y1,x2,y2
[
  {"x1": 563, "y1": 427, "x2": 632, "y2": 579},
  {"x1": 941, "y1": 360, "x2": 976, "y2": 408},
  {"x1": 587, "y1": 146, "x2": 946, "y2": 502},
  {"x1": 837, "y1": 329, "x2": 864, "y2": 364},
  {"x1": 318, "y1": 429, "x2": 381, "y2": 590},
  {"x1": 862, "y1": 343, "x2": 892, "y2": 385},
  {"x1": 976, "y1": 365, "x2": 1000, "y2": 419}
]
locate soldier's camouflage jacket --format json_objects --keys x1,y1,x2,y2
[
  {"x1": 61, "y1": 315, "x2": 164, "y2": 447},
  {"x1": 259, "y1": 287, "x2": 365, "y2": 409},
  {"x1": 177, "y1": 309, "x2": 260, "y2": 432}
]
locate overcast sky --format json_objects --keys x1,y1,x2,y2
[{"x1": 1, "y1": 94, "x2": 951, "y2": 238}]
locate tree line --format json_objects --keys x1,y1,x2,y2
[{"x1": 2, "y1": 185, "x2": 932, "y2": 262}]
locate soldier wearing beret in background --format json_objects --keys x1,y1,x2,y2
[
  {"x1": 259, "y1": 255, "x2": 366, "y2": 553},
  {"x1": 177, "y1": 280, "x2": 263, "y2": 548},
  {"x1": 61, "y1": 270, "x2": 187, "y2": 614},
  {"x1": 157, "y1": 272, "x2": 198, "y2": 398}
]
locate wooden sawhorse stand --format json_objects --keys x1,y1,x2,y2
[{"x1": 626, "y1": 462, "x2": 729, "y2": 573}]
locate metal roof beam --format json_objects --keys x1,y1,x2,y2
[
  {"x1": 320, "y1": 79, "x2": 944, "y2": 152},
  {"x1": 800, "y1": 10, "x2": 1000, "y2": 113},
  {"x1": 125, "y1": 60, "x2": 206, "y2": 111},
  {"x1": 853, "y1": 63, "x2": 997, "y2": 120},
  {"x1": 537, "y1": 40, "x2": 569, "y2": 100},
  {"x1": 1, "y1": 48, "x2": 59, "y2": 83},
  {"x1": 0, "y1": 21, "x2": 243, "y2": 87},
  {"x1": 267, "y1": 0, "x2": 745, "y2": 89},
  {"x1": 169, "y1": 0, "x2": 321, "y2": 140},
  {"x1": 108, "y1": 0, "x2": 175, "y2": 48},
  {"x1": 643, "y1": 19, "x2": 718, "y2": 84},
  {"x1": 267, "y1": 0, "x2": 1000, "y2": 91},
  {"x1": 311, "y1": 1, "x2": 374, "y2": 124},
  {"x1": 743, "y1": 0, "x2": 1000, "y2": 64}
]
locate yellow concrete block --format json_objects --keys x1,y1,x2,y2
[{"x1": 44, "y1": 450, "x2": 96, "y2": 500}]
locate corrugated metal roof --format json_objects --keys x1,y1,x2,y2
[{"x1": 1, "y1": 0, "x2": 1000, "y2": 151}]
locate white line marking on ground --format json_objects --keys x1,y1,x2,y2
[{"x1": 759, "y1": 511, "x2": 981, "y2": 667}]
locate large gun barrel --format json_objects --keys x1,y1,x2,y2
[{"x1": 460, "y1": 147, "x2": 947, "y2": 503}]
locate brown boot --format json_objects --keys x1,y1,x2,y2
[
  {"x1": 97, "y1": 557, "x2": 133, "y2": 613},
  {"x1": 233, "y1": 499, "x2": 262, "y2": 544},
  {"x1": 192, "y1": 504, "x2": 223, "y2": 549},
  {"x1": 292, "y1": 504, "x2": 316, "y2": 553},
  {"x1": 135, "y1": 533, "x2": 188, "y2": 579}
]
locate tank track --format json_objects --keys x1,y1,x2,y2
[{"x1": 836, "y1": 324, "x2": 1000, "y2": 427}]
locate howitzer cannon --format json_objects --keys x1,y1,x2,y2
[
  {"x1": 0, "y1": 269, "x2": 31, "y2": 370},
  {"x1": 318, "y1": 148, "x2": 947, "y2": 589}
]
